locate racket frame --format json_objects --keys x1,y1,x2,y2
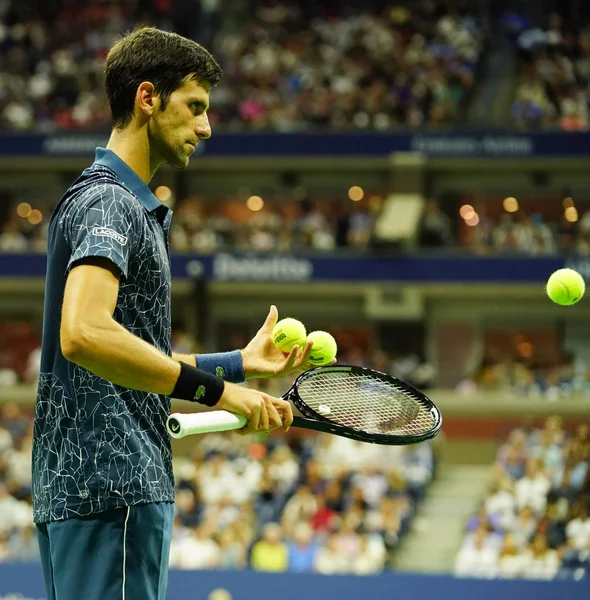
[{"x1": 285, "y1": 365, "x2": 442, "y2": 446}]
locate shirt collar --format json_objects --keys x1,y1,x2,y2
[{"x1": 93, "y1": 147, "x2": 161, "y2": 212}]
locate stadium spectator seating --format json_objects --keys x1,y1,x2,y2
[
  {"x1": 0, "y1": 398, "x2": 437, "y2": 573},
  {"x1": 2, "y1": 192, "x2": 590, "y2": 256},
  {"x1": 454, "y1": 417, "x2": 590, "y2": 581},
  {"x1": 510, "y1": 9, "x2": 590, "y2": 130},
  {"x1": 0, "y1": 0, "x2": 485, "y2": 132},
  {"x1": 2, "y1": 315, "x2": 590, "y2": 401}
]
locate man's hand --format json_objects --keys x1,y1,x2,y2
[
  {"x1": 215, "y1": 381, "x2": 293, "y2": 433},
  {"x1": 241, "y1": 305, "x2": 319, "y2": 379}
]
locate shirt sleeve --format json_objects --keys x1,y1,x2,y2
[{"x1": 63, "y1": 184, "x2": 142, "y2": 278}]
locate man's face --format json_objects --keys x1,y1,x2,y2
[{"x1": 148, "y1": 76, "x2": 212, "y2": 170}]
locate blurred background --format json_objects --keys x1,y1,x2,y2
[{"x1": 0, "y1": 0, "x2": 589, "y2": 598}]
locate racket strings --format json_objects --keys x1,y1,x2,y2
[{"x1": 297, "y1": 371, "x2": 436, "y2": 436}]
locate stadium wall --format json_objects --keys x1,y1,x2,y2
[{"x1": 0, "y1": 564, "x2": 584, "y2": 600}]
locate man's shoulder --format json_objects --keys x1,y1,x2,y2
[
  {"x1": 59, "y1": 167, "x2": 143, "y2": 221},
  {"x1": 72, "y1": 166, "x2": 139, "y2": 206}
]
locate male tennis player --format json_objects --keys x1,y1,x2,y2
[{"x1": 32, "y1": 27, "x2": 313, "y2": 600}]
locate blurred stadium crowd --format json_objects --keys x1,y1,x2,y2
[
  {"x1": 2, "y1": 402, "x2": 587, "y2": 580},
  {"x1": 458, "y1": 355, "x2": 590, "y2": 401},
  {"x1": 455, "y1": 417, "x2": 590, "y2": 580},
  {"x1": 3, "y1": 0, "x2": 590, "y2": 133},
  {"x1": 511, "y1": 9, "x2": 590, "y2": 130},
  {"x1": 2, "y1": 194, "x2": 590, "y2": 256},
  {"x1": 3, "y1": 317, "x2": 590, "y2": 400},
  {"x1": 0, "y1": 400, "x2": 437, "y2": 572},
  {"x1": 0, "y1": 0, "x2": 484, "y2": 132}
]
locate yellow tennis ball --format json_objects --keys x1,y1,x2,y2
[
  {"x1": 307, "y1": 330, "x2": 337, "y2": 366},
  {"x1": 272, "y1": 318, "x2": 306, "y2": 352},
  {"x1": 546, "y1": 268, "x2": 585, "y2": 306}
]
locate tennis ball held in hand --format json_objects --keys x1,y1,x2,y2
[
  {"x1": 307, "y1": 331, "x2": 337, "y2": 366},
  {"x1": 546, "y1": 268, "x2": 585, "y2": 306},
  {"x1": 272, "y1": 318, "x2": 307, "y2": 352}
]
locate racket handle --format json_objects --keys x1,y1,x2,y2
[{"x1": 167, "y1": 411, "x2": 247, "y2": 439}]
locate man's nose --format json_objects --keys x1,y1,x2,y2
[{"x1": 196, "y1": 115, "x2": 211, "y2": 140}]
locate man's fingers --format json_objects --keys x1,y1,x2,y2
[
  {"x1": 241, "y1": 401, "x2": 261, "y2": 435},
  {"x1": 264, "y1": 396, "x2": 283, "y2": 431},
  {"x1": 294, "y1": 340, "x2": 313, "y2": 368},
  {"x1": 258, "y1": 401, "x2": 270, "y2": 432},
  {"x1": 277, "y1": 344, "x2": 299, "y2": 374},
  {"x1": 258, "y1": 304, "x2": 278, "y2": 334},
  {"x1": 276, "y1": 400, "x2": 294, "y2": 432}
]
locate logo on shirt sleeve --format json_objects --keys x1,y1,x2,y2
[{"x1": 92, "y1": 227, "x2": 128, "y2": 245}]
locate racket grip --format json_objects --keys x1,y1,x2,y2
[{"x1": 167, "y1": 411, "x2": 247, "y2": 439}]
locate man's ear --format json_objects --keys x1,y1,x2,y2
[{"x1": 136, "y1": 81, "x2": 158, "y2": 119}]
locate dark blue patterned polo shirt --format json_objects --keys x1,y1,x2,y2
[{"x1": 32, "y1": 148, "x2": 175, "y2": 523}]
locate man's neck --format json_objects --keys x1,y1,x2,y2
[{"x1": 106, "y1": 126, "x2": 161, "y2": 183}]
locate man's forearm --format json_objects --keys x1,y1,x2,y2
[
  {"x1": 172, "y1": 353, "x2": 196, "y2": 367},
  {"x1": 66, "y1": 318, "x2": 181, "y2": 395}
]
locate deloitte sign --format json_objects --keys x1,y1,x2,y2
[{"x1": 213, "y1": 254, "x2": 313, "y2": 282}]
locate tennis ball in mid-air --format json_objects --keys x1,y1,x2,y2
[
  {"x1": 546, "y1": 268, "x2": 585, "y2": 306},
  {"x1": 307, "y1": 330, "x2": 337, "y2": 366},
  {"x1": 273, "y1": 318, "x2": 307, "y2": 352}
]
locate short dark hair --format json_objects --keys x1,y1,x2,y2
[{"x1": 104, "y1": 27, "x2": 223, "y2": 129}]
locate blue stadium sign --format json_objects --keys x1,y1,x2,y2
[
  {"x1": 0, "y1": 253, "x2": 580, "y2": 283},
  {"x1": 1, "y1": 131, "x2": 590, "y2": 158}
]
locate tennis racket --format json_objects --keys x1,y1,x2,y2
[{"x1": 167, "y1": 365, "x2": 442, "y2": 446}]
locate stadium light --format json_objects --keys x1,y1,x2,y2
[
  {"x1": 565, "y1": 206, "x2": 578, "y2": 222},
  {"x1": 28, "y1": 209, "x2": 43, "y2": 225},
  {"x1": 348, "y1": 186, "x2": 364, "y2": 201},
  {"x1": 154, "y1": 186, "x2": 172, "y2": 202},
  {"x1": 503, "y1": 197, "x2": 518, "y2": 212},
  {"x1": 459, "y1": 204, "x2": 474, "y2": 218},
  {"x1": 247, "y1": 196, "x2": 264, "y2": 211},
  {"x1": 16, "y1": 202, "x2": 32, "y2": 218}
]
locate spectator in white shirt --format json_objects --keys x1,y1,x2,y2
[
  {"x1": 521, "y1": 532, "x2": 560, "y2": 580},
  {"x1": 512, "y1": 505, "x2": 538, "y2": 551},
  {"x1": 484, "y1": 481, "x2": 517, "y2": 531},
  {"x1": 267, "y1": 445, "x2": 299, "y2": 493},
  {"x1": 7, "y1": 523, "x2": 40, "y2": 562},
  {"x1": 0, "y1": 483, "x2": 32, "y2": 534},
  {"x1": 202, "y1": 496, "x2": 242, "y2": 531},
  {"x1": 197, "y1": 453, "x2": 235, "y2": 506},
  {"x1": 4, "y1": 436, "x2": 33, "y2": 491},
  {"x1": 454, "y1": 526, "x2": 499, "y2": 579},
  {"x1": 351, "y1": 467, "x2": 389, "y2": 508},
  {"x1": 169, "y1": 524, "x2": 221, "y2": 570},
  {"x1": 226, "y1": 458, "x2": 262, "y2": 505},
  {"x1": 514, "y1": 459, "x2": 550, "y2": 515},
  {"x1": 565, "y1": 502, "x2": 590, "y2": 551},
  {"x1": 353, "y1": 533, "x2": 386, "y2": 575},
  {"x1": 497, "y1": 533, "x2": 526, "y2": 579},
  {"x1": 314, "y1": 533, "x2": 349, "y2": 574}
]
